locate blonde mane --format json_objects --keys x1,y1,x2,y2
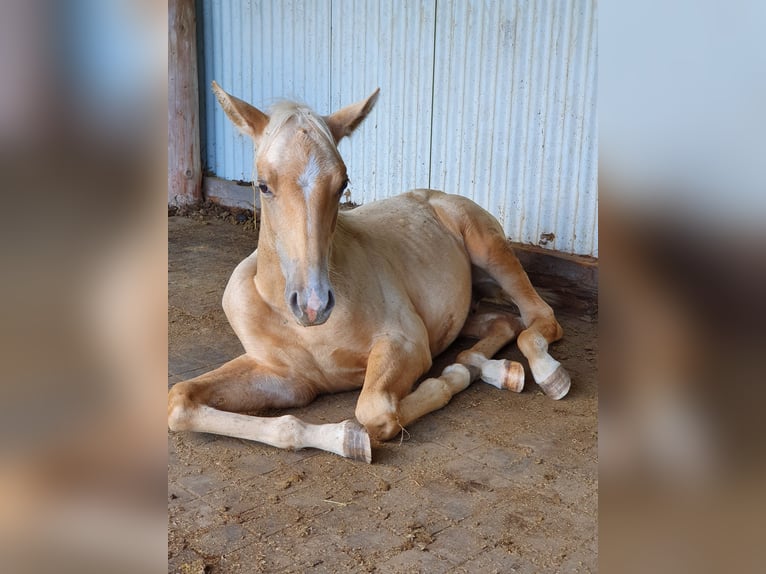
[{"x1": 259, "y1": 101, "x2": 336, "y2": 155}]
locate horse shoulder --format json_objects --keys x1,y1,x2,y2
[
  {"x1": 221, "y1": 250, "x2": 283, "y2": 356},
  {"x1": 222, "y1": 249, "x2": 259, "y2": 317}
]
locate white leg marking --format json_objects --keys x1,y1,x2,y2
[
  {"x1": 459, "y1": 351, "x2": 525, "y2": 392},
  {"x1": 398, "y1": 364, "x2": 471, "y2": 427},
  {"x1": 190, "y1": 405, "x2": 369, "y2": 460}
]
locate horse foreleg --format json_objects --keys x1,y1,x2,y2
[
  {"x1": 168, "y1": 355, "x2": 371, "y2": 462},
  {"x1": 354, "y1": 313, "x2": 532, "y2": 442},
  {"x1": 172, "y1": 406, "x2": 370, "y2": 462},
  {"x1": 398, "y1": 313, "x2": 524, "y2": 427},
  {"x1": 354, "y1": 333, "x2": 433, "y2": 442}
]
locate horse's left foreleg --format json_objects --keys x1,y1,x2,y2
[
  {"x1": 455, "y1": 311, "x2": 526, "y2": 391},
  {"x1": 397, "y1": 313, "x2": 524, "y2": 428},
  {"x1": 354, "y1": 333, "x2": 433, "y2": 441},
  {"x1": 355, "y1": 315, "x2": 524, "y2": 441}
]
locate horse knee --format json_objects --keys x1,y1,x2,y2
[
  {"x1": 167, "y1": 382, "x2": 197, "y2": 431},
  {"x1": 355, "y1": 392, "x2": 401, "y2": 442},
  {"x1": 365, "y1": 416, "x2": 401, "y2": 442}
]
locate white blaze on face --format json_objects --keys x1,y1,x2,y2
[
  {"x1": 296, "y1": 154, "x2": 324, "y2": 322},
  {"x1": 306, "y1": 289, "x2": 322, "y2": 323},
  {"x1": 297, "y1": 154, "x2": 321, "y2": 234}
]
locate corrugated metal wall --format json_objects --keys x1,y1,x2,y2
[{"x1": 198, "y1": 0, "x2": 597, "y2": 256}]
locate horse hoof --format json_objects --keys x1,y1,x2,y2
[
  {"x1": 480, "y1": 359, "x2": 525, "y2": 392},
  {"x1": 342, "y1": 419, "x2": 372, "y2": 463},
  {"x1": 538, "y1": 365, "x2": 571, "y2": 400}
]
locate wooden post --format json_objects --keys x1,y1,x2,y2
[{"x1": 168, "y1": 0, "x2": 202, "y2": 205}]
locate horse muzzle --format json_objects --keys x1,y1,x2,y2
[{"x1": 287, "y1": 285, "x2": 336, "y2": 326}]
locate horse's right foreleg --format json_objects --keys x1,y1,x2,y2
[{"x1": 167, "y1": 355, "x2": 371, "y2": 462}]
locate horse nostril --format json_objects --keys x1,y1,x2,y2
[
  {"x1": 288, "y1": 291, "x2": 300, "y2": 315},
  {"x1": 326, "y1": 289, "x2": 335, "y2": 312}
]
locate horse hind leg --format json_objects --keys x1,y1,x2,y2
[
  {"x1": 457, "y1": 311, "x2": 526, "y2": 392},
  {"x1": 478, "y1": 238, "x2": 570, "y2": 399},
  {"x1": 168, "y1": 355, "x2": 371, "y2": 462},
  {"x1": 431, "y1": 194, "x2": 571, "y2": 399},
  {"x1": 477, "y1": 243, "x2": 570, "y2": 399}
]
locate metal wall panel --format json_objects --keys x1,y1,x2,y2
[
  {"x1": 429, "y1": 0, "x2": 597, "y2": 255},
  {"x1": 200, "y1": 0, "x2": 333, "y2": 182},
  {"x1": 330, "y1": 0, "x2": 436, "y2": 204},
  {"x1": 198, "y1": 0, "x2": 597, "y2": 256}
]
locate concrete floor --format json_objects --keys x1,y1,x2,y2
[{"x1": 168, "y1": 214, "x2": 597, "y2": 573}]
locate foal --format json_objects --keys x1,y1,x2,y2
[{"x1": 168, "y1": 83, "x2": 570, "y2": 462}]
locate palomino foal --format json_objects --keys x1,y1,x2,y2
[{"x1": 168, "y1": 83, "x2": 571, "y2": 463}]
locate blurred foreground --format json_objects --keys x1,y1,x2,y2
[
  {"x1": 599, "y1": 192, "x2": 766, "y2": 572},
  {"x1": 0, "y1": 1, "x2": 167, "y2": 572},
  {"x1": 600, "y1": 1, "x2": 766, "y2": 571}
]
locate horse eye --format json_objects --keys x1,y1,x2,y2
[
  {"x1": 257, "y1": 182, "x2": 272, "y2": 196},
  {"x1": 337, "y1": 179, "x2": 349, "y2": 199}
]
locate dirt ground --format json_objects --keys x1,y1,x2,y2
[{"x1": 168, "y1": 213, "x2": 597, "y2": 573}]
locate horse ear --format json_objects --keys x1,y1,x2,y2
[
  {"x1": 324, "y1": 88, "x2": 380, "y2": 143},
  {"x1": 211, "y1": 81, "x2": 269, "y2": 142}
]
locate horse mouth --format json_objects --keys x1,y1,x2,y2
[
  {"x1": 297, "y1": 313, "x2": 330, "y2": 327},
  {"x1": 294, "y1": 307, "x2": 332, "y2": 327}
]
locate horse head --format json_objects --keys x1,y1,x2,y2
[{"x1": 212, "y1": 82, "x2": 379, "y2": 326}]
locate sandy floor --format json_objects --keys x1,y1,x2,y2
[{"x1": 168, "y1": 214, "x2": 597, "y2": 573}]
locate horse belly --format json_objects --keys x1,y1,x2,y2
[{"x1": 400, "y1": 231, "x2": 472, "y2": 356}]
